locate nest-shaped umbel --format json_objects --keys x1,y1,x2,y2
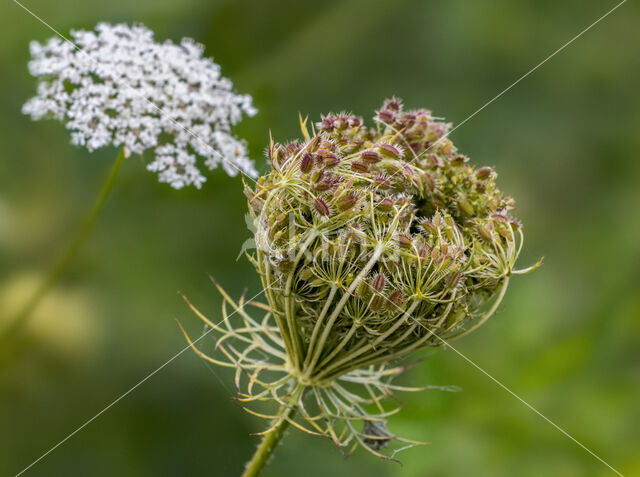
[
  {"x1": 184, "y1": 99, "x2": 537, "y2": 458},
  {"x1": 245, "y1": 99, "x2": 532, "y2": 385}
]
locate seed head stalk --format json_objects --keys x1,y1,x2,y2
[
  {"x1": 242, "y1": 386, "x2": 303, "y2": 477},
  {"x1": 0, "y1": 147, "x2": 125, "y2": 343}
]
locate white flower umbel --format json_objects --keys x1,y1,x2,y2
[
  {"x1": 1, "y1": 22, "x2": 258, "y2": 347},
  {"x1": 23, "y1": 22, "x2": 257, "y2": 189}
]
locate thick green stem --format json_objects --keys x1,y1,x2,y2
[
  {"x1": 242, "y1": 401, "x2": 297, "y2": 477},
  {"x1": 0, "y1": 147, "x2": 126, "y2": 341}
]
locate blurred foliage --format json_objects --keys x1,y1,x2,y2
[{"x1": 0, "y1": 0, "x2": 638, "y2": 476}]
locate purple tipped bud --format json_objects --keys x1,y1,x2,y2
[
  {"x1": 300, "y1": 152, "x2": 314, "y2": 173},
  {"x1": 334, "y1": 117, "x2": 347, "y2": 130},
  {"x1": 313, "y1": 197, "x2": 331, "y2": 217},
  {"x1": 314, "y1": 180, "x2": 332, "y2": 192},
  {"x1": 361, "y1": 150, "x2": 382, "y2": 163},
  {"x1": 402, "y1": 112, "x2": 416, "y2": 122},
  {"x1": 475, "y1": 167, "x2": 494, "y2": 180},
  {"x1": 427, "y1": 154, "x2": 443, "y2": 168},
  {"x1": 373, "y1": 175, "x2": 393, "y2": 189},
  {"x1": 492, "y1": 213, "x2": 509, "y2": 223},
  {"x1": 378, "y1": 197, "x2": 394, "y2": 212},
  {"x1": 408, "y1": 142, "x2": 422, "y2": 154},
  {"x1": 396, "y1": 233, "x2": 413, "y2": 249},
  {"x1": 378, "y1": 144, "x2": 401, "y2": 159},
  {"x1": 351, "y1": 161, "x2": 369, "y2": 173},
  {"x1": 395, "y1": 195, "x2": 410, "y2": 207},
  {"x1": 319, "y1": 151, "x2": 340, "y2": 168},
  {"x1": 421, "y1": 171, "x2": 436, "y2": 193},
  {"x1": 315, "y1": 173, "x2": 340, "y2": 192},
  {"x1": 285, "y1": 141, "x2": 302, "y2": 157},
  {"x1": 324, "y1": 156, "x2": 340, "y2": 168},
  {"x1": 509, "y1": 217, "x2": 522, "y2": 229},
  {"x1": 317, "y1": 117, "x2": 333, "y2": 131},
  {"x1": 387, "y1": 290, "x2": 405, "y2": 310},
  {"x1": 383, "y1": 98, "x2": 402, "y2": 112},
  {"x1": 450, "y1": 154, "x2": 468, "y2": 167},
  {"x1": 371, "y1": 273, "x2": 386, "y2": 292},
  {"x1": 348, "y1": 116, "x2": 362, "y2": 128},
  {"x1": 377, "y1": 109, "x2": 395, "y2": 123},
  {"x1": 337, "y1": 192, "x2": 357, "y2": 211}
]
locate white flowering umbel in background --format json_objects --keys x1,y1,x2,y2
[
  {"x1": 2, "y1": 23, "x2": 256, "y2": 343},
  {"x1": 23, "y1": 22, "x2": 257, "y2": 188}
]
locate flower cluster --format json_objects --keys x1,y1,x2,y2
[
  {"x1": 23, "y1": 23, "x2": 257, "y2": 188},
  {"x1": 185, "y1": 99, "x2": 538, "y2": 458},
  {"x1": 248, "y1": 99, "x2": 531, "y2": 353}
]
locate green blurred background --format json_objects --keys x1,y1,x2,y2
[{"x1": 1, "y1": 0, "x2": 638, "y2": 475}]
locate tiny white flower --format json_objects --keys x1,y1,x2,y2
[{"x1": 23, "y1": 22, "x2": 258, "y2": 189}]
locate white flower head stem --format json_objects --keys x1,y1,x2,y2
[{"x1": 23, "y1": 22, "x2": 258, "y2": 189}]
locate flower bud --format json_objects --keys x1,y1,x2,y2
[
  {"x1": 378, "y1": 144, "x2": 401, "y2": 159},
  {"x1": 377, "y1": 109, "x2": 395, "y2": 123},
  {"x1": 427, "y1": 154, "x2": 443, "y2": 168},
  {"x1": 450, "y1": 154, "x2": 468, "y2": 167},
  {"x1": 300, "y1": 152, "x2": 314, "y2": 173},
  {"x1": 373, "y1": 175, "x2": 392, "y2": 189},
  {"x1": 371, "y1": 273, "x2": 386, "y2": 292},
  {"x1": 396, "y1": 233, "x2": 413, "y2": 249},
  {"x1": 475, "y1": 167, "x2": 494, "y2": 181},
  {"x1": 321, "y1": 152, "x2": 340, "y2": 168},
  {"x1": 348, "y1": 116, "x2": 362, "y2": 128},
  {"x1": 387, "y1": 290, "x2": 405, "y2": 310},
  {"x1": 351, "y1": 161, "x2": 369, "y2": 173},
  {"x1": 313, "y1": 197, "x2": 331, "y2": 217},
  {"x1": 361, "y1": 150, "x2": 382, "y2": 163},
  {"x1": 285, "y1": 141, "x2": 302, "y2": 157},
  {"x1": 421, "y1": 171, "x2": 436, "y2": 194},
  {"x1": 383, "y1": 98, "x2": 402, "y2": 112},
  {"x1": 337, "y1": 192, "x2": 357, "y2": 211},
  {"x1": 377, "y1": 198, "x2": 394, "y2": 212}
]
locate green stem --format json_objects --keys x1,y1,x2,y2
[
  {"x1": 0, "y1": 147, "x2": 126, "y2": 341},
  {"x1": 242, "y1": 400, "x2": 298, "y2": 477}
]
